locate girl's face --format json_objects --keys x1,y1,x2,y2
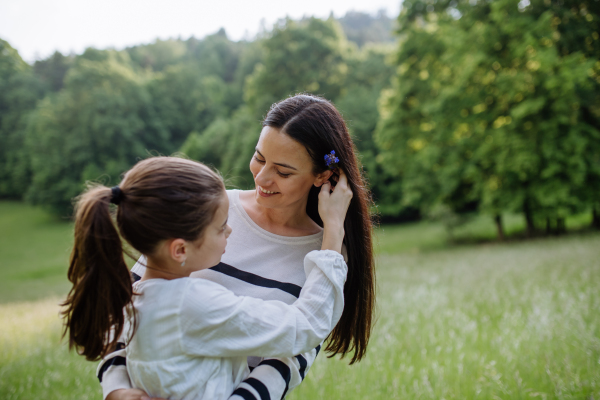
[
  {"x1": 184, "y1": 191, "x2": 232, "y2": 272},
  {"x1": 249, "y1": 126, "x2": 330, "y2": 210}
]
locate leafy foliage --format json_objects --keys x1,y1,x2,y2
[
  {"x1": 376, "y1": 0, "x2": 600, "y2": 234},
  {"x1": 0, "y1": 40, "x2": 46, "y2": 199},
  {"x1": 244, "y1": 17, "x2": 350, "y2": 117},
  {"x1": 25, "y1": 51, "x2": 169, "y2": 214}
]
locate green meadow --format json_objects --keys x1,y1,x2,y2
[{"x1": 1, "y1": 201, "x2": 598, "y2": 399}]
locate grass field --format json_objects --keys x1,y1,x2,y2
[{"x1": 1, "y1": 201, "x2": 599, "y2": 399}]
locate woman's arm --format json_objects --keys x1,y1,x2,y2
[
  {"x1": 229, "y1": 346, "x2": 321, "y2": 400},
  {"x1": 100, "y1": 258, "x2": 145, "y2": 400}
]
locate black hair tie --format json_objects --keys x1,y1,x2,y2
[{"x1": 110, "y1": 186, "x2": 125, "y2": 205}]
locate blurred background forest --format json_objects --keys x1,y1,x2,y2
[
  {"x1": 1, "y1": 0, "x2": 599, "y2": 239},
  {"x1": 1, "y1": 1, "x2": 600, "y2": 399}
]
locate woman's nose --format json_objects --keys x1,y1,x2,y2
[{"x1": 254, "y1": 166, "x2": 273, "y2": 186}]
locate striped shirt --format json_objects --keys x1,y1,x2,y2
[{"x1": 99, "y1": 190, "x2": 334, "y2": 400}]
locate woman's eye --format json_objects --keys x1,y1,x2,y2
[
  {"x1": 277, "y1": 171, "x2": 291, "y2": 178},
  {"x1": 253, "y1": 156, "x2": 265, "y2": 163}
]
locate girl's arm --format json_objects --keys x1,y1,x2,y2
[
  {"x1": 102, "y1": 172, "x2": 353, "y2": 399},
  {"x1": 182, "y1": 171, "x2": 352, "y2": 357},
  {"x1": 180, "y1": 249, "x2": 346, "y2": 357}
]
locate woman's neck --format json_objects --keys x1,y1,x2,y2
[{"x1": 240, "y1": 190, "x2": 322, "y2": 236}]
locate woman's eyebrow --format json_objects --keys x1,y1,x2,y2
[{"x1": 255, "y1": 148, "x2": 298, "y2": 170}]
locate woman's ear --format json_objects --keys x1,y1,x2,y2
[
  {"x1": 313, "y1": 170, "x2": 334, "y2": 187},
  {"x1": 168, "y1": 238, "x2": 188, "y2": 263}
]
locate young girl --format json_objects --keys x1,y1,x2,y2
[{"x1": 61, "y1": 156, "x2": 352, "y2": 400}]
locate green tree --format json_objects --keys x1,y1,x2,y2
[
  {"x1": 337, "y1": 10, "x2": 396, "y2": 48},
  {"x1": 126, "y1": 38, "x2": 187, "y2": 72},
  {"x1": 25, "y1": 51, "x2": 169, "y2": 214},
  {"x1": 33, "y1": 51, "x2": 73, "y2": 92},
  {"x1": 0, "y1": 39, "x2": 46, "y2": 198},
  {"x1": 376, "y1": 0, "x2": 600, "y2": 237},
  {"x1": 244, "y1": 17, "x2": 350, "y2": 116},
  {"x1": 148, "y1": 63, "x2": 228, "y2": 149},
  {"x1": 335, "y1": 44, "x2": 409, "y2": 218},
  {"x1": 180, "y1": 106, "x2": 259, "y2": 188}
]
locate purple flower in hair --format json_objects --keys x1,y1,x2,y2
[{"x1": 324, "y1": 150, "x2": 340, "y2": 169}]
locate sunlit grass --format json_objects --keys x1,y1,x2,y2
[
  {"x1": 289, "y1": 233, "x2": 600, "y2": 400},
  {"x1": 0, "y1": 298, "x2": 99, "y2": 400},
  {"x1": 1, "y1": 201, "x2": 599, "y2": 399}
]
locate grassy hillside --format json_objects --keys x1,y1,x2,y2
[
  {"x1": 1, "y1": 201, "x2": 599, "y2": 399},
  {"x1": 0, "y1": 202, "x2": 73, "y2": 303}
]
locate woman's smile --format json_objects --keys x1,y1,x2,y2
[
  {"x1": 250, "y1": 126, "x2": 321, "y2": 208},
  {"x1": 257, "y1": 186, "x2": 280, "y2": 197}
]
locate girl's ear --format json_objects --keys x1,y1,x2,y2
[
  {"x1": 313, "y1": 170, "x2": 334, "y2": 187},
  {"x1": 168, "y1": 239, "x2": 188, "y2": 263}
]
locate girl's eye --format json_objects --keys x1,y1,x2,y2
[
  {"x1": 254, "y1": 156, "x2": 265, "y2": 163},
  {"x1": 277, "y1": 171, "x2": 291, "y2": 178}
]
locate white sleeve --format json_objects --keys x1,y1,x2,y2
[
  {"x1": 97, "y1": 343, "x2": 132, "y2": 399},
  {"x1": 180, "y1": 250, "x2": 347, "y2": 358}
]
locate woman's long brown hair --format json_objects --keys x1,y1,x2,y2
[
  {"x1": 61, "y1": 157, "x2": 224, "y2": 361},
  {"x1": 263, "y1": 94, "x2": 376, "y2": 364}
]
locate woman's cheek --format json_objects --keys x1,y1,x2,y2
[{"x1": 249, "y1": 159, "x2": 260, "y2": 178}]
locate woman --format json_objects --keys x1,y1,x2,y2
[{"x1": 100, "y1": 94, "x2": 376, "y2": 400}]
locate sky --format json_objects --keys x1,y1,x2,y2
[{"x1": 0, "y1": 0, "x2": 402, "y2": 64}]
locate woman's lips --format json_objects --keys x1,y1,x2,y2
[{"x1": 257, "y1": 186, "x2": 279, "y2": 198}]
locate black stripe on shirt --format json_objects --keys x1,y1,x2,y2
[
  {"x1": 315, "y1": 344, "x2": 321, "y2": 355},
  {"x1": 97, "y1": 356, "x2": 126, "y2": 383},
  {"x1": 131, "y1": 272, "x2": 142, "y2": 282},
  {"x1": 295, "y1": 354, "x2": 308, "y2": 380},
  {"x1": 231, "y1": 388, "x2": 258, "y2": 400},
  {"x1": 210, "y1": 262, "x2": 302, "y2": 298},
  {"x1": 258, "y1": 359, "x2": 291, "y2": 400},
  {"x1": 244, "y1": 377, "x2": 271, "y2": 400}
]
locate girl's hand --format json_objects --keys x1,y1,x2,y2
[{"x1": 318, "y1": 169, "x2": 352, "y2": 253}]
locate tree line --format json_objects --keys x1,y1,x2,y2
[
  {"x1": 0, "y1": 4, "x2": 598, "y2": 239},
  {"x1": 376, "y1": 0, "x2": 600, "y2": 237}
]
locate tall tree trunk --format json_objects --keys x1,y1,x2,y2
[
  {"x1": 593, "y1": 207, "x2": 600, "y2": 230},
  {"x1": 524, "y1": 202, "x2": 535, "y2": 237},
  {"x1": 495, "y1": 214, "x2": 505, "y2": 241}
]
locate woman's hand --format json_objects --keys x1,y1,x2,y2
[
  {"x1": 318, "y1": 169, "x2": 352, "y2": 254},
  {"x1": 106, "y1": 389, "x2": 164, "y2": 400}
]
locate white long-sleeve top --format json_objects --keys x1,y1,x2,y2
[
  {"x1": 99, "y1": 189, "x2": 342, "y2": 400},
  {"x1": 123, "y1": 250, "x2": 346, "y2": 400}
]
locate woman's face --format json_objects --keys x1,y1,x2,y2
[{"x1": 249, "y1": 126, "x2": 329, "y2": 210}]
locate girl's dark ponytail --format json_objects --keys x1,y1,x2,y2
[
  {"x1": 61, "y1": 157, "x2": 225, "y2": 361},
  {"x1": 61, "y1": 185, "x2": 133, "y2": 361}
]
